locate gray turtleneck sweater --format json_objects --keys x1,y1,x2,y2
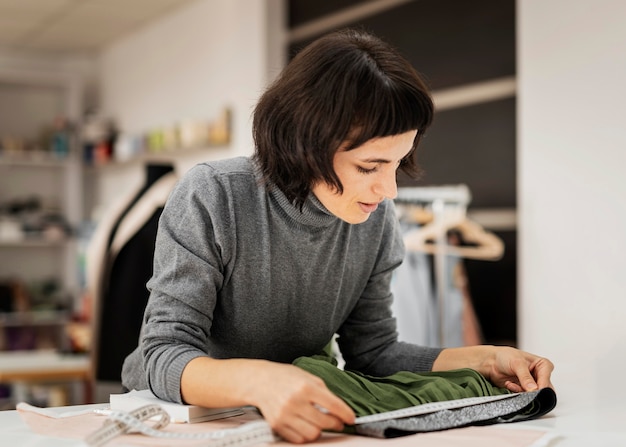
[{"x1": 121, "y1": 156, "x2": 442, "y2": 403}]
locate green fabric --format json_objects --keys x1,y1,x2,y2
[{"x1": 293, "y1": 354, "x2": 510, "y2": 417}]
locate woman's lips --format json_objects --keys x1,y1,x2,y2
[{"x1": 358, "y1": 202, "x2": 379, "y2": 213}]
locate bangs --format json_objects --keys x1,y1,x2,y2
[
  {"x1": 342, "y1": 51, "x2": 434, "y2": 149},
  {"x1": 347, "y1": 70, "x2": 433, "y2": 151}
]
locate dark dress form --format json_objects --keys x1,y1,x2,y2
[{"x1": 95, "y1": 163, "x2": 174, "y2": 383}]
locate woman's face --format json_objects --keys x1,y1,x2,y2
[{"x1": 312, "y1": 130, "x2": 417, "y2": 224}]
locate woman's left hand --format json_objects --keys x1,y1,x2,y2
[
  {"x1": 433, "y1": 345, "x2": 554, "y2": 392},
  {"x1": 485, "y1": 346, "x2": 554, "y2": 392}
]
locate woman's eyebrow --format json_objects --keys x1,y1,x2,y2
[{"x1": 360, "y1": 157, "x2": 392, "y2": 164}]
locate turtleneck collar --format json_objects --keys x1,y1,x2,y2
[
  {"x1": 249, "y1": 156, "x2": 340, "y2": 228},
  {"x1": 269, "y1": 185, "x2": 339, "y2": 228}
]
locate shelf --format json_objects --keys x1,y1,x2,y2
[
  {"x1": 0, "y1": 238, "x2": 69, "y2": 248},
  {"x1": 83, "y1": 144, "x2": 230, "y2": 171},
  {"x1": 0, "y1": 154, "x2": 73, "y2": 168},
  {"x1": 0, "y1": 67, "x2": 84, "y2": 360},
  {"x1": 0, "y1": 350, "x2": 91, "y2": 407},
  {"x1": 0, "y1": 310, "x2": 70, "y2": 327}
]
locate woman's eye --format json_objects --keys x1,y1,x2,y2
[{"x1": 357, "y1": 165, "x2": 377, "y2": 174}]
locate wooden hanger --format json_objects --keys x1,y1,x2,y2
[{"x1": 403, "y1": 210, "x2": 504, "y2": 261}]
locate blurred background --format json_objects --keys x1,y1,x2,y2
[{"x1": 0, "y1": 0, "x2": 624, "y2": 411}]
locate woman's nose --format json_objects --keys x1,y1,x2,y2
[{"x1": 374, "y1": 170, "x2": 398, "y2": 199}]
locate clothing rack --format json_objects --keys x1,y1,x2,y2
[
  {"x1": 395, "y1": 184, "x2": 472, "y2": 347},
  {"x1": 395, "y1": 184, "x2": 471, "y2": 207}
]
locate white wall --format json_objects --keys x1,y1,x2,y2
[
  {"x1": 518, "y1": 0, "x2": 626, "y2": 407},
  {"x1": 93, "y1": 0, "x2": 285, "y2": 213},
  {"x1": 0, "y1": 51, "x2": 98, "y2": 120}
]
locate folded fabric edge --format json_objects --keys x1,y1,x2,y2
[{"x1": 355, "y1": 388, "x2": 557, "y2": 438}]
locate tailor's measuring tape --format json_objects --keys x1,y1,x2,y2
[
  {"x1": 354, "y1": 392, "x2": 520, "y2": 424},
  {"x1": 85, "y1": 404, "x2": 277, "y2": 447},
  {"x1": 85, "y1": 394, "x2": 522, "y2": 445}
]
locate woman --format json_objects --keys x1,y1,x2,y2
[{"x1": 122, "y1": 29, "x2": 553, "y2": 443}]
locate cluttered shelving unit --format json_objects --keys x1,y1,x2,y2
[{"x1": 0, "y1": 68, "x2": 89, "y2": 408}]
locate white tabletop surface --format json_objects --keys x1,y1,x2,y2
[{"x1": 1, "y1": 388, "x2": 626, "y2": 447}]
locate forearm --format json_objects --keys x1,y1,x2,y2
[
  {"x1": 180, "y1": 356, "x2": 273, "y2": 408},
  {"x1": 432, "y1": 345, "x2": 496, "y2": 377}
]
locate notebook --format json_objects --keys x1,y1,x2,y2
[{"x1": 109, "y1": 389, "x2": 245, "y2": 423}]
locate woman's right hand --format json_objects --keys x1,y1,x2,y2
[
  {"x1": 244, "y1": 361, "x2": 355, "y2": 443},
  {"x1": 181, "y1": 357, "x2": 355, "y2": 444}
]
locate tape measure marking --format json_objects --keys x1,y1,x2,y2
[
  {"x1": 85, "y1": 404, "x2": 276, "y2": 447},
  {"x1": 354, "y1": 393, "x2": 520, "y2": 424}
]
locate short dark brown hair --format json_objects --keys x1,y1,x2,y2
[{"x1": 253, "y1": 28, "x2": 433, "y2": 208}]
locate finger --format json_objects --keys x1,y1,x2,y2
[
  {"x1": 274, "y1": 423, "x2": 307, "y2": 444},
  {"x1": 531, "y1": 357, "x2": 555, "y2": 390},
  {"x1": 275, "y1": 412, "x2": 324, "y2": 444},
  {"x1": 511, "y1": 361, "x2": 539, "y2": 391},
  {"x1": 312, "y1": 393, "x2": 355, "y2": 425},
  {"x1": 300, "y1": 404, "x2": 347, "y2": 432},
  {"x1": 504, "y1": 380, "x2": 523, "y2": 393}
]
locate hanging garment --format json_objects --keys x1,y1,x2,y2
[
  {"x1": 391, "y1": 222, "x2": 465, "y2": 347},
  {"x1": 293, "y1": 355, "x2": 557, "y2": 438},
  {"x1": 390, "y1": 246, "x2": 438, "y2": 347}
]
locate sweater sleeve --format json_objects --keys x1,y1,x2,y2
[
  {"x1": 337, "y1": 201, "x2": 442, "y2": 376},
  {"x1": 139, "y1": 165, "x2": 230, "y2": 404}
]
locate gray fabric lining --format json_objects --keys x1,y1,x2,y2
[{"x1": 355, "y1": 388, "x2": 556, "y2": 438}]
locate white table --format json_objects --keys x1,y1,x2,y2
[{"x1": 1, "y1": 389, "x2": 625, "y2": 446}]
